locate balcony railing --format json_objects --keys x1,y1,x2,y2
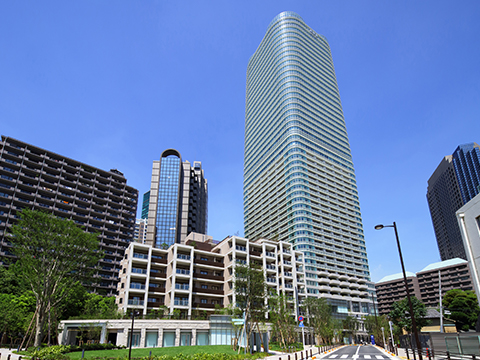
[
  {"x1": 235, "y1": 245, "x2": 247, "y2": 252},
  {"x1": 175, "y1": 284, "x2": 190, "y2": 290},
  {"x1": 265, "y1": 251, "x2": 275, "y2": 257},
  {"x1": 176, "y1": 269, "x2": 190, "y2": 275},
  {"x1": 130, "y1": 283, "x2": 146, "y2": 290},
  {"x1": 174, "y1": 300, "x2": 189, "y2": 306},
  {"x1": 128, "y1": 299, "x2": 144, "y2": 306},
  {"x1": 177, "y1": 254, "x2": 191, "y2": 261},
  {"x1": 133, "y1": 253, "x2": 148, "y2": 260},
  {"x1": 266, "y1": 278, "x2": 276, "y2": 283},
  {"x1": 132, "y1": 268, "x2": 147, "y2": 274}
]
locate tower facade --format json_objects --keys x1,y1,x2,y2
[
  {"x1": 244, "y1": 12, "x2": 372, "y2": 317},
  {"x1": 427, "y1": 143, "x2": 480, "y2": 261},
  {"x1": 146, "y1": 149, "x2": 207, "y2": 248}
]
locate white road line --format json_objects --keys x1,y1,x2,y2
[
  {"x1": 352, "y1": 345, "x2": 361, "y2": 359},
  {"x1": 364, "y1": 355, "x2": 371, "y2": 359},
  {"x1": 329, "y1": 355, "x2": 338, "y2": 358},
  {"x1": 341, "y1": 355, "x2": 348, "y2": 358},
  {"x1": 375, "y1": 356, "x2": 384, "y2": 359}
]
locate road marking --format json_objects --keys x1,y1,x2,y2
[
  {"x1": 376, "y1": 356, "x2": 384, "y2": 359},
  {"x1": 364, "y1": 355, "x2": 371, "y2": 359},
  {"x1": 329, "y1": 355, "x2": 338, "y2": 358},
  {"x1": 352, "y1": 356, "x2": 359, "y2": 359},
  {"x1": 341, "y1": 355, "x2": 348, "y2": 358}
]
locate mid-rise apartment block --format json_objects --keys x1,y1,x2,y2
[
  {"x1": 0, "y1": 136, "x2": 138, "y2": 295},
  {"x1": 375, "y1": 258, "x2": 473, "y2": 315},
  {"x1": 117, "y1": 233, "x2": 307, "y2": 318},
  {"x1": 375, "y1": 272, "x2": 420, "y2": 316},
  {"x1": 146, "y1": 150, "x2": 207, "y2": 248},
  {"x1": 427, "y1": 143, "x2": 480, "y2": 261},
  {"x1": 243, "y1": 11, "x2": 374, "y2": 317}
]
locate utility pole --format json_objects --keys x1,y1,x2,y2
[{"x1": 439, "y1": 270, "x2": 444, "y2": 333}]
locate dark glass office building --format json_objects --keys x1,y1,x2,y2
[
  {"x1": 145, "y1": 149, "x2": 207, "y2": 248},
  {"x1": 427, "y1": 143, "x2": 480, "y2": 260}
]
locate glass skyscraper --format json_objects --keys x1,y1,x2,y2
[
  {"x1": 244, "y1": 12, "x2": 373, "y2": 316},
  {"x1": 146, "y1": 149, "x2": 208, "y2": 248},
  {"x1": 427, "y1": 142, "x2": 480, "y2": 261}
]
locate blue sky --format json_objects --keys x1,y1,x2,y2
[{"x1": 1, "y1": 1, "x2": 479, "y2": 282}]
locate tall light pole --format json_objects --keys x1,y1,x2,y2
[
  {"x1": 375, "y1": 222, "x2": 422, "y2": 360},
  {"x1": 128, "y1": 310, "x2": 140, "y2": 360}
]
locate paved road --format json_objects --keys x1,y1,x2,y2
[{"x1": 322, "y1": 345, "x2": 395, "y2": 360}]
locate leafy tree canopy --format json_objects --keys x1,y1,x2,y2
[
  {"x1": 9, "y1": 208, "x2": 102, "y2": 347},
  {"x1": 389, "y1": 296, "x2": 429, "y2": 333},
  {"x1": 443, "y1": 289, "x2": 480, "y2": 331}
]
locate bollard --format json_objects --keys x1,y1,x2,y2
[
  {"x1": 81, "y1": 349, "x2": 85, "y2": 359},
  {"x1": 19, "y1": 356, "x2": 22, "y2": 360},
  {"x1": 288, "y1": 355, "x2": 291, "y2": 360},
  {"x1": 7, "y1": 354, "x2": 11, "y2": 360},
  {"x1": 412, "y1": 348, "x2": 416, "y2": 360},
  {"x1": 472, "y1": 355, "x2": 476, "y2": 360},
  {"x1": 447, "y1": 351, "x2": 450, "y2": 360},
  {"x1": 406, "y1": 348, "x2": 409, "y2": 359},
  {"x1": 295, "y1": 353, "x2": 298, "y2": 360}
]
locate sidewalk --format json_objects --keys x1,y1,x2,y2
[{"x1": 263, "y1": 344, "x2": 342, "y2": 360}]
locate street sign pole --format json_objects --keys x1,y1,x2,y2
[
  {"x1": 299, "y1": 317, "x2": 305, "y2": 350},
  {"x1": 302, "y1": 326, "x2": 305, "y2": 350}
]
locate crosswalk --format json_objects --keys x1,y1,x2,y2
[{"x1": 327, "y1": 355, "x2": 386, "y2": 359}]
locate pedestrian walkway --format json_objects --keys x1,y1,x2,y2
[{"x1": 263, "y1": 344, "x2": 341, "y2": 360}]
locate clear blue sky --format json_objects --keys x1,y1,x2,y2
[{"x1": 1, "y1": 1, "x2": 479, "y2": 282}]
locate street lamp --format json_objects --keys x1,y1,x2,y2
[
  {"x1": 375, "y1": 222, "x2": 422, "y2": 360},
  {"x1": 128, "y1": 310, "x2": 140, "y2": 360}
]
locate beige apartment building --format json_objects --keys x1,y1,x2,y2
[{"x1": 116, "y1": 232, "x2": 307, "y2": 318}]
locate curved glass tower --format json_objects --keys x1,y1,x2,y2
[{"x1": 244, "y1": 12, "x2": 373, "y2": 316}]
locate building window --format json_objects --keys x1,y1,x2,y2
[
  {"x1": 201, "y1": 285, "x2": 208, "y2": 289},
  {"x1": 201, "y1": 299, "x2": 207, "y2": 304},
  {"x1": 200, "y1": 271, "x2": 208, "y2": 275}
]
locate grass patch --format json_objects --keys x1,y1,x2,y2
[{"x1": 67, "y1": 345, "x2": 245, "y2": 359}]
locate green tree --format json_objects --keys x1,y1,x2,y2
[
  {"x1": 9, "y1": 209, "x2": 102, "y2": 347},
  {"x1": 303, "y1": 297, "x2": 337, "y2": 345},
  {"x1": 234, "y1": 263, "x2": 267, "y2": 351},
  {"x1": 363, "y1": 314, "x2": 389, "y2": 346},
  {"x1": 389, "y1": 296, "x2": 429, "y2": 334},
  {"x1": 268, "y1": 294, "x2": 296, "y2": 349},
  {"x1": 443, "y1": 289, "x2": 480, "y2": 331},
  {"x1": 343, "y1": 315, "x2": 359, "y2": 344}
]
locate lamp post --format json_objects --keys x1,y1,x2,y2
[
  {"x1": 128, "y1": 310, "x2": 140, "y2": 360},
  {"x1": 375, "y1": 222, "x2": 422, "y2": 360}
]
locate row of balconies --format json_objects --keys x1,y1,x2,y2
[{"x1": 2, "y1": 146, "x2": 130, "y2": 187}]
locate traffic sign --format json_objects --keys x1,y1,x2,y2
[
  {"x1": 232, "y1": 318, "x2": 245, "y2": 325},
  {"x1": 299, "y1": 321, "x2": 304, "y2": 328},
  {"x1": 298, "y1": 316, "x2": 304, "y2": 322}
]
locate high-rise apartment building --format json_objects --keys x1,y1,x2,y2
[
  {"x1": 243, "y1": 12, "x2": 372, "y2": 318},
  {"x1": 146, "y1": 149, "x2": 207, "y2": 248},
  {"x1": 427, "y1": 143, "x2": 480, "y2": 261},
  {"x1": 0, "y1": 136, "x2": 138, "y2": 295}
]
